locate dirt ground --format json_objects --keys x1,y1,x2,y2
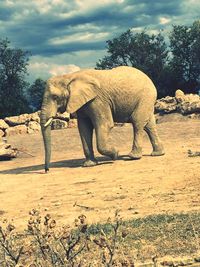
[{"x1": 1, "y1": 119, "x2": 200, "y2": 230}]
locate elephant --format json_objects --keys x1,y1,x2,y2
[{"x1": 40, "y1": 66, "x2": 165, "y2": 172}]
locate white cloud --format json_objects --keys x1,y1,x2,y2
[
  {"x1": 5, "y1": 0, "x2": 14, "y2": 6},
  {"x1": 28, "y1": 61, "x2": 80, "y2": 81},
  {"x1": 30, "y1": 0, "x2": 63, "y2": 13},
  {"x1": 130, "y1": 26, "x2": 144, "y2": 33},
  {"x1": 26, "y1": 49, "x2": 106, "y2": 82},
  {"x1": 49, "y1": 64, "x2": 80, "y2": 76},
  {"x1": 29, "y1": 62, "x2": 49, "y2": 70},
  {"x1": 49, "y1": 32, "x2": 110, "y2": 45},
  {"x1": 75, "y1": 0, "x2": 122, "y2": 9},
  {"x1": 123, "y1": 5, "x2": 135, "y2": 13},
  {"x1": 159, "y1": 17, "x2": 171, "y2": 25},
  {"x1": 59, "y1": 0, "x2": 124, "y2": 19}
]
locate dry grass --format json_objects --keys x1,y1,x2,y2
[{"x1": 1, "y1": 210, "x2": 200, "y2": 266}]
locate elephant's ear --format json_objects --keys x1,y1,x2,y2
[{"x1": 66, "y1": 77, "x2": 99, "y2": 114}]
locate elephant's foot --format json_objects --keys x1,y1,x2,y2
[
  {"x1": 83, "y1": 159, "x2": 98, "y2": 167},
  {"x1": 151, "y1": 150, "x2": 165, "y2": 156},
  {"x1": 109, "y1": 150, "x2": 119, "y2": 160},
  {"x1": 128, "y1": 148, "x2": 142, "y2": 160},
  {"x1": 98, "y1": 146, "x2": 119, "y2": 161},
  {"x1": 151, "y1": 145, "x2": 165, "y2": 157}
]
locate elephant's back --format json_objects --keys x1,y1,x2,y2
[
  {"x1": 110, "y1": 66, "x2": 156, "y2": 92},
  {"x1": 95, "y1": 66, "x2": 157, "y2": 98},
  {"x1": 91, "y1": 67, "x2": 157, "y2": 122},
  {"x1": 72, "y1": 67, "x2": 156, "y2": 94}
]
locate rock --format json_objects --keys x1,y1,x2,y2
[
  {"x1": 160, "y1": 96, "x2": 176, "y2": 104},
  {"x1": 27, "y1": 121, "x2": 41, "y2": 133},
  {"x1": 0, "y1": 119, "x2": 9, "y2": 130},
  {"x1": 184, "y1": 93, "x2": 200, "y2": 102},
  {"x1": 176, "y1": 92, "x2": 200, "y2": 115},
  {"x1": 175, "y1": 89, "x2": 185, "y2": 103},
  {"x1": 178, "y1": 100, "x2": 200, "y2": 115},
  {"x1": 155, "y1": 96, "x2": 177, "y2": 114},
  {"x1": 188, "y1": 149, "x2": 200, "y2": 157},
  {"x1": 68, "y1": 119, "x2": 77, "y2": 128},
  {"x1": 51, "y1": 119, "x2": 68, "y2": 130},
  {"x1": 155, "y1": 92, "x2": 200, "y2": 116},
  {"x1": 188, "y1": 113, "x2": 200, "y2": 119},
  {"x1": 0, "y1": 130, "x2": 4, "y2": 137},
  {"x1": 0, "y1": 140, "x2": 18, "y2": 160},
  {"x1": 56, "y1": 112, "x2": 70, "y2": 121},
  {"x1": 4, "y1": 112, "x2": 40, "y2": 127},
  {"x1": 4, "y1": 113, "x2": 31, "y2": 126},
  {"x1": 30, "y1": 111, "x2": 40, "y2": 123},
  {"x1": 5, "y1": 125, "x2": 28, "y2": 136}
]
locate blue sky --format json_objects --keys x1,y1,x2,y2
[{"x1": 0, "y1": 0, "x2": 199, "y2": 82}]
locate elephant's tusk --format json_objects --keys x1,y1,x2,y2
[{"x1": 44, "y1": 118, "x2": 53, "y2": 128}]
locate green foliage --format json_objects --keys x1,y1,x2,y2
[
  {"x1": 96, "y1": 20, "x2": 200, "y2": 97},
  {"x1": 169, "y1": 21, "x2": 200, "y2": 94},
  {"x1": 27, "y1": 78, "x2": 46, "y2": 112},
  {"x1": 0, "y1": 38, "x2": 31, "y2": 118}
]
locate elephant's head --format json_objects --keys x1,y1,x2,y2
[{"x1": 40, "y1": 73, "x2": 99, "y2": 172}]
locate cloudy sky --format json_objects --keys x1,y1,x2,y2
[{"x1": 0, "y1": 0, "x2": 199, "y2": 82}]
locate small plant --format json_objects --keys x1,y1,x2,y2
[
  {"x1": 0, "y1": 220, "x2": 24, "y2": 266},
  {"x1": 27, "y1": 209, "x2": 90, "y2": 266},
  {"x1": 92, "y1": 210, "x2": 122, "y2": 266}
]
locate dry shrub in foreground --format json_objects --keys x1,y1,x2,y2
[
  {"x1": 1, "y1": 210, "x2": 200, "y2": 266},
  {"x1": 0, "y1": 209, "x2": 133, "y2": 267}
]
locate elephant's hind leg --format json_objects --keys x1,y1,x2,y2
[
  {"x1": 144, "y1": 114, "x2": 165, "y2": 156},
  {"x1": 128, "y1": 121, "x2": 144, "y2": 159},
  {"x1": 77, "y1": 116, "x2": 97, "y2": 167},
  {"x1": 128, "y1": 102, "x2": 151, "y2": 159}
]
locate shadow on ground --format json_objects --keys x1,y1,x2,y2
[
  {"x1": 0, "y1": 156, "x2": 119, "y2": 175},
  {"x1": 0, "y1": 154, "x2": 138, "y2": 175}
]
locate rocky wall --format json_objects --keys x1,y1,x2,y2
[
  {"x1": 155, "y1": 89, "x2": 200, "y2": 116},
  {"x1": 0, "y1": 111, "x2": 77, "y2": 138}
]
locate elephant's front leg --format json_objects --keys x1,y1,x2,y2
[
  {"x1": 77, "y1": 116, "x2": 97, "y2": 167},
  {"x1": 95, "y1": 123, "x2": 118, "y2": 160}
]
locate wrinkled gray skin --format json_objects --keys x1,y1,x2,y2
[{"x1": 40, "y1": 66, "x2": 164, "y2": 172}]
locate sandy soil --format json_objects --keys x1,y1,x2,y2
[{"x1": 1, "y1": 119, "x2": 200, "y2": 230}]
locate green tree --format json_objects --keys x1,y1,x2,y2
[
  {"x1": 0, "y1": 38, "x2": 30, "y2": 118},
  {"x1": 96, "y1": 30, "x2": 169, "y2": 97},
  {"x1": 28, "y1": 78, "x2": 46, "y2": 111},
  {"x1": 169, "y1": 20, "x2": 200, "y2": 94}
]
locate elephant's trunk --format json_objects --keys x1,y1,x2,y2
[{"x1": 40, "y1": 103, "x2": 52, "y2": 173}]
